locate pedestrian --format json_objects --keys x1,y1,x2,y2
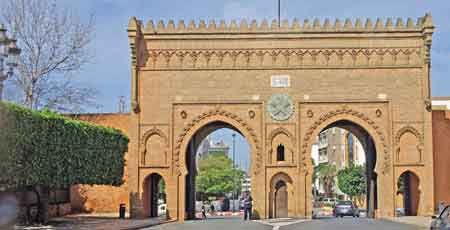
[
  {"x1": 210, "y1": 203, "x2": 215, "y2": 216},
  {"x1": 201, "y1": 203, "x2": 207, "y2": 219},
  {"x1": 243, "y1": 192, "x2": 253, "y2": 220}
]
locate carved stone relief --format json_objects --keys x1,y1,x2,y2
[
  {"x1": 395, "y1": 126, "x2": 423, "y2": 164},
  {"x1": 267, "y1": 127, "x2": 296, "y2": 165},
  {"x1": 141, "y1": 127, "x2": 169, "y2": 166}
]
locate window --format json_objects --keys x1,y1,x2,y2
[
  {"x1": 277, "y1": 144, "x2": 285, "y2": 161},
  {"x1": 319, "y1": 148, "x2": 328, "y2": 162},
  {"x1": 347, "y1": 133, "x2": 354, "y2": 166}
]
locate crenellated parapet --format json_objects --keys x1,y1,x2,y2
[
  {"x1": 128, "y1": 14, "x2": 433, "y2": 34},
  {"x1": 127, "y1": 14, "x2": 434, "y2": 71}
]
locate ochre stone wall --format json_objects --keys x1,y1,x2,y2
[
  {"x1": 125, "y1": 14, "x2": 437, "y2": 220},
  {"x1": 69, "y1": 113, "x2": 130, "y2": 213},
  {"x1": 432, "y1": 110, "x2": 450, "y2": 207}
]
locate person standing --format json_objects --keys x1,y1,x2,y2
[
  {"x1": 243, "y1": 192, "x2": 253, "y2": 220},
  {"x1": 210, "y1": 203, "x2": 215, "y2": 216},
  {"x1": 201, "y1": 203, "x2": 207, "y2": 219}
]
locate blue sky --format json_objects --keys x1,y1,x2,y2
[
  {"x1": 57, "y1": 0, "x2": 449, "y2": 171},
  {"x1": 207, "y1": 129, "x2": 251, "y2": 172},
  {"x1": 60, "y1": 0, "x2": 450, "y2": 113}
]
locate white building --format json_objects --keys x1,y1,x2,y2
[
  {"x1": 311, "y1": 127, "x2": 366, "y2": 198},
  {"x1": 241, "y1": 176, "x2": 251, "y2": 193}
]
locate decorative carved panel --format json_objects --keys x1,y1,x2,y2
[
  {"x1": 267, "y1": 128, "x2": 296, "y2": 165},
  {"x1": 395, "y1": 126, "x2": 423, "y2": 164},
  {"x1": 141, "y1": 127, "x2": 168, "y2": 167}
]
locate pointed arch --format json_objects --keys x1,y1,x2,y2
[
  {"x1": 267, "y1": 127, "x2": 296, "y2": 164},
  {"x1": 395, "y1": 126, "x2": 423, "y2": 164},
  {"x1": 302, "y1": 105, "x2": 388, "y2": 175},
  {"x1": 174, "y1": 107, "x2": 261, "y2": 176},
  {"x1": 141, "y1": 127, "x2": 169, "y2": 166}
]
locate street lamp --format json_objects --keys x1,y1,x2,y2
[
  {"x1": 232, "y1": 133, "x2": 236, "y2": 213},
  {"x1": 0, "y1": 23, "x2": 21, "y2": 100}
]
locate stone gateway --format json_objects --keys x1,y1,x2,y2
[{"x1": 123, "y1": 14, "x2": 437, "y2": 221}]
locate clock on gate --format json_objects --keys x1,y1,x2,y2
[{"x1": 267, "y1": 93, "x2": 294, "y2": 121}]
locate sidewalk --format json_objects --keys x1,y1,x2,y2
[
  {"x1": 384, "y1": 216, "x2": 432, "y2": 229},
  {"x1": 14, "y1": 213, "x2": 170, "y2": 230}
]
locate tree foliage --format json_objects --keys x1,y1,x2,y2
[
  {"x1": 0, "y1": 101, "x2": 128, "y2": 189},
  {"x1": 0, "y1": 101, "x2": 128, "y2": 223},
  {"x1": 1, "y1": 0, "x2": 96, "y2": 112},
  {"x1": 196, "y1": 152, "x2": 244, "y2": 197},
  {"x1": 337, "y1": 165, "x2": 367, "y2": 199},
  {"x1": 314, "y1": 163, "x2": 337, "y2": 197}
]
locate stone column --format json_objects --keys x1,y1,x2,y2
[
  {"x1": 365, "y1": 134, "x2": 377, "y2": 218},
  {"x1": 185, "y1": 139, "x2": 197, "y2": 219},
  {"x1": 129, "y1": 67, "x2": 143, "y2": 218}
]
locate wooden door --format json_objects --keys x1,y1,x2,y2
[{"x1": 275, "y1": 184, "x2": 288, "y2": 218}]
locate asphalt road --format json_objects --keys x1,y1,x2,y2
[
  {"x1": 143, "y1": 216, "x2": 423, "y2": 230},
  {"x1": 144, "y1": 216, "x2": 272, "y2": 230},
  {"x1": 281, "y1": 217, "x2": 424, "y2": 230}
]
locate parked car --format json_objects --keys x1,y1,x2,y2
[
  {"x1": 431, "y1": 205, "x2": 450, "y2": 230},
  {"x1": 333, "y1": 200, "x2": 359, "y2": 218},
  {"x1": 158, "y1": 204, "x2": 167, "y2": 216},
  {"x1": 320, "y1": 197, "x2": 337, "y2": 206}
]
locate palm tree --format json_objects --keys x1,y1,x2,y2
[{"x1": 315, "y1": 164, "x2": 337, "y2": 198}]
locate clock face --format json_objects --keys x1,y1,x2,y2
[{"x1": 267, "y1": 93, "x2": 294, "y2": 121}]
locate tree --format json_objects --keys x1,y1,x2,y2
[
  {"x1": 196, "y1": 152, "x2": 244, "y2": 198},
  {"x1": 0, "y1": 101, "x2": 129, "y2": 224},
  {"x1": 337, "y1": 165, "x2": 366, "y2": 201},
  {"x1": 1, "y1": 0, "x2": 96, "y2": 112},
  {"x1": 314, "y1": 163, "x2": 337, "y2": 197}
]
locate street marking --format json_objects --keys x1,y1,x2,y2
[{"x1": 254, "y1": 218, "x2": 309, "y2": 230}]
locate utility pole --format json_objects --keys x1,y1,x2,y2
[
  {"x1": 232, "y1": 133, "x2": 236, "y2": 213},
  {"x1": 118, "y1": 96, "x2": 126, "y2": 113},
  {"x1": 278, "y1": 0, "x2": 281, "y2": 27}
]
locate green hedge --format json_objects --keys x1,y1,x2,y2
[{"x1": 0, "y1": 101, "x2": 129, "y2": 190}]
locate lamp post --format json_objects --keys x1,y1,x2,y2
[
  {"x1": 0, "y1": 23, "x2": 21, "y2": 100},
  {"x1": 232, "y1": 133, "x2": 236, "y2": 213}
]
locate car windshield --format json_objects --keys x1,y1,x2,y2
[{"x1": 337, "y1": 201, "x2": 352, "y2": 205}]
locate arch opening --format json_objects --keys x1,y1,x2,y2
[
  {"x1": 269, "y1": 173, "x2": 293, "y2": 218},
  {"x1": 184, "y1": 121, "x2": 251, "y2": 219},
  {"x1": 310, "y1": 119, "x2": 378, "y2": 218},
  {"x1": 143, "y1": 173, "x2": 166, "y2": 218},
  {"x1": 396, "y1": 171, "x2": 420, "y2": 216}
]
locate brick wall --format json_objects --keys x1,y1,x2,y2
[
  {"x1": 69, "y1": 113, "x2": 130, "y2": 213},
  {"x1": 433, "y1": 110, "x2": 450, "y2": 207}
]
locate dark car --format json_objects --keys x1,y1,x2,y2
[
  {"x1": 431, "y1": 205, "x2": 450, "y2": 230},
  {"x1": 334, "y1": 200, "x2": 359, "y2": 218}
]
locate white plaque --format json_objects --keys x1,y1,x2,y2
[{"x1": 271, "y1": 75, "x2": 290, "y2": 88}]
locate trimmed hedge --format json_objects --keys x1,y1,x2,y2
[{"x1": 0, "y1": 101, "x2": 129, "y2": 190}]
